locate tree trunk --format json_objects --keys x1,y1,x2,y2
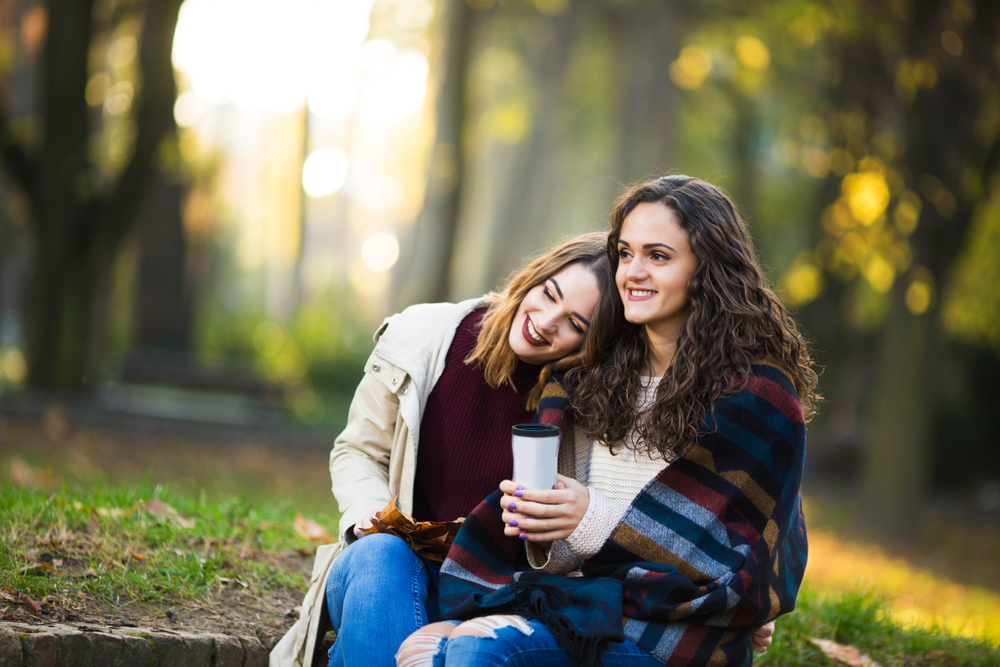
[
  {"x1": 394, "y1": 0, "x2": 472, "y2": 307},
  {"x1": 133, "y1": 174, "x2": 191, "y2": 351},
  {"x1": 862, "y1": 287, "x2": 933, "y2": 536},
  {"x1": 14, "y1": 0, "x2": 185, "y2": 390}
]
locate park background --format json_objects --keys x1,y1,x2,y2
[{"x1": 1, "y1": 0, "x2": 999, "y2": 658}]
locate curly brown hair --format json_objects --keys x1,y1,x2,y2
[
  {"x1": 466, "y1": 232, "x2": 623, "y2": 411},
  {"x1": 568, "y1": 175, "x2": 819, "y2": 459}
]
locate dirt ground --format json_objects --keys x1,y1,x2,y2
[
  {"x1": 0, "y1": 554, "x2": 311, "y2": 649},
  {"x1": 0, "y1": 413, "x2": 336, "y2": 649}
]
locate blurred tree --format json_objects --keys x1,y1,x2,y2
[
  {"x1": 804, "y1": 0, "x2": 1000, "y2": 534},
  {"x1": 395, "y1": 0, "x2": 472, "y2": 306},
  {"x1": 0, "y1": 0, "x2": 184, "y2": 390}
]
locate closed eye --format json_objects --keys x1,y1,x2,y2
[
  {"x1": 543, "y1": 287, "x2": 557, "y2": 303},
  {"x1": 569, "y1": 319, "x2": 584, "y2": 335}
]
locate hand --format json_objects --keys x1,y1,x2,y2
[
  {"x1": 498, "y1": 475, "x2": 589, "y2": 542},
  {"x1": 751, "y1": 621, "x2": 775, "y2": 653},
  {"x1": 352, "y1": 510, "x2": 379, "y2": 539}
]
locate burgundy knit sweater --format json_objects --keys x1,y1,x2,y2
[{"x1": 411, "y1": 307, "x2": 540, "y2": 522}]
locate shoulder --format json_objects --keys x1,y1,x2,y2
[
  {"x1": 371, "y1": 298, "x2": 484, "y2": 366},
  {"x1": 727, "y1": 358, "x2": 804, "y2": 425}
]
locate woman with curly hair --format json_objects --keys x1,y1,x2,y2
[{"x1": 399, "y1": 175, "x2": 817, "y2": 667}]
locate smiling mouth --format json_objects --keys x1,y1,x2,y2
[
  {"x1": 522, "y1": 315, "x2": 549, "y2": 347},
  {"x1": 628, "y1": 288, "x2": 657, "y2": 300}
]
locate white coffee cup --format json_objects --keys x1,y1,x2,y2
[{"x1": 511, "y1": 424, "x2": 561, "y2": 491}]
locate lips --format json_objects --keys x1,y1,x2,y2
[
  {"x1": 521, "y1": 315, "x2": 549, "y2": 347},
  {"x1": 627, "y1": 287, "x2": 657, "y2": 301}
]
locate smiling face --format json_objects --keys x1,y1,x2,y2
[
  {"x1": 616, "y1": 202, "x2": 699, "y2": 341},
  {"x1": 507, "y1": 262, "x2": 601, "y2": 365}
]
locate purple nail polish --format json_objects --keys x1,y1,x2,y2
[
  {"x1": 514, "y1": 491, "x2": 523, "y2": 498},
  {"x1": 516, "y1": 486, "x2": 524, "y2": 490},
  {"x1": 509, "y1": 520, "x2": 518, "y2": 527},
  {"x1": 508, "y1": 503, "x2": 517, "y2": 510},
  {"x1": 525, "y1": 515, "x2": 533, "y2": 520},
  {"x1": 518, "y1": 533, "x2": 528, "y2": 540}
]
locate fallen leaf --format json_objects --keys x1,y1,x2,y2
[
  {"x1": 809, "y1": 638, "x2": 882, "y2": 667},
  {"x1": 142, "y1": 500, "x2": 196, "y2": 528},
  {"x1": 360, "y1": 496, "x2": 464, "y2": 564},
  {"x1": 1, "y1": 589, "x2": 42, "y2": 615},
  {"x1": 130, "y1": 551, "x2": 145, "y2": 561},
  {"x1": 293, "y1": 513, "x2": 334, "y2": 543},
  {"x1": 9, "y1": 457, "x2": 36, "y2": 488}
]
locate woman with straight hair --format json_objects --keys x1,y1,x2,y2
[
  {"x1": 398, "y1": 175, "x2": 817, "y2": 667},
  {"x1": 272, "y1": 233, "x2": 623, "y2": 667}
]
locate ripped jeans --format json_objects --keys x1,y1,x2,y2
[
  {"x1": 324, "y1": 533, "x2": 441, "y2": 667},
  {"x1": 396, "y1": 616, "x2": 662, "y2": 667}
]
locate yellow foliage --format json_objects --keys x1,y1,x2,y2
[
  {"x1": 893, "y1": 190, "x2": 922, "y2": 235},
  {"x1": 861, "y1": 252, "x2": 895, "y2": 293},
  {"x1": 670, "y1": 46, "x2": 711, "y2": 90},
  {"x1": 780, "y1": 256, "x2": 825, "y2": 306},
  {"x1": 842, "y1": 171, "x2": 890, "y2": 225},
  {"x1": 734, "y1": 36, "x2": 770, "y2": 70}
]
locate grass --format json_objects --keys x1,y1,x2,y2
[
  {"x1": 0, "y1": 480, "x2": 340, "y2": 611},
  {"x1": 3, "y1": 474, "x2": 999, "y2": 664},
  {"x1": 759, "y1": 588, "x2": 1000, "y2": 667}
]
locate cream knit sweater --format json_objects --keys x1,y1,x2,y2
[{"x1": 527, "y1": 378, "x2": 675, "y2": 573}]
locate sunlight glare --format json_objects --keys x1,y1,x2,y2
[
  {"x1": 302, "y1": 148, "x2": 349, "y2": 197},
  {"x1": 173, "y1": 0, "x2": 373, "y2": 113},
  {"x1": 357, "y1": 46, "x2": 429, "y2": 127}
]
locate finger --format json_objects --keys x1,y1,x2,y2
[
  {"x1": 759, "y1": 621, "x2": 775, "y2": 637},
  {"x1": 498, "y1": 479, "x2": 519, "y2": 495},
  {"x1": 507, "y1": 486, "x2": 573, "y2": 504}
]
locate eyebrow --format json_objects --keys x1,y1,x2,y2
[
  {"x1": 618, "y1": 239, "x2": 677, "y2": 253},
  {"x1": 548, "y1": 278, "x2": 591, "y2": 327}
]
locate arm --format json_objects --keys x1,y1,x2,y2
[{"x1": 329, "y1": 361, "x2": 401, "y2": 541}]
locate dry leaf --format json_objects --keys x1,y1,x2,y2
[
  {"x1": 360, "y1": 496, "x2": 464, "y2": 564},
  {"x1": 142, "y1": 500, "x2": 195, "y2": 528},
  {"x1": 130, "y1": 551, "x2": 145, "y2": 561},
  {"x1": 809, "y1": 638, "x2": 882, "y2": 667},
  {"x1": 293, "y1": 514, "x2": 334, "y2": 543},
  {"x1": 1, "y1": 589, "x2": 42, "y2": 615}
]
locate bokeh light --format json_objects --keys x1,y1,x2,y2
[
  {"x1": 173, "y1": 90, "x2": 206, "y2": 128},
  {"x1": 361, "y1": 231, "x2": 400, "y2": 272},
  {"x1": 302, "y1": 148, "x2": 349, "y2": 198}
]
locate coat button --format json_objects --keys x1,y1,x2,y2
[
  {"x1": 391, "y1": 377, "x2": 398, "y2": 385},
  {"x1": 401, "y1": 387, "x2": 408, "y2": 395},
  {"x1": 372, "y1": 363, "x2": 380, "y2": 372}
]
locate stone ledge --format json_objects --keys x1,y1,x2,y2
[{"x1": 0, "y1": 621, "x2": 269, "y2": 667}]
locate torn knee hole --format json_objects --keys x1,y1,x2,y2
[{"x1": 450, "y1": 615, "x2": 534, "y2": 640}]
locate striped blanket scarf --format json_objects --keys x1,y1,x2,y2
[{"x1": 438, "y1": 361, "x2": 808, "y2": 666}]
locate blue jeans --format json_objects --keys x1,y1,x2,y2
[
  {"x1": 325, "y1": 533, "x2": 441, "y2": 667},
  {"x1": 433, "y1": 618, "x2": 662, "y2": 667}
]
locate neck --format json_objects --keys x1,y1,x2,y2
[{"x1": 644, "y1": 323, "x2": 683, "y2": 377}]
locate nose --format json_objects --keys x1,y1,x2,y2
[
  {"x1": 536, "y1": 306, "x2": 559, "y2": 333},
  {"x1": 624, "y1": 256, "x2": 648, "y2": 282}
]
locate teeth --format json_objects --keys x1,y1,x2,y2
[
  {"x1": 527, "y1": 318, "x2": 546, "y2": 343},
  {"x1": 630, "y1": 289, "x2": 655, "y2": 297}
]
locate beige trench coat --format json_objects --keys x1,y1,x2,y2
[{"x1": 270, "y1": 298, "x2": 484, "y2": 667}]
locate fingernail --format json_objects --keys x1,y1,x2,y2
[
  {"x1": 518, "y1": 533, "x2": 528, "y2": 540},
  {"x1": 513, "y1": 491, "x2": 523, "y2": 498},
  {"x1": 525, "y1": 515, "x2": 533, "y2": 520},
  {"x1": 508, "y1": 503, "x2": 517, "y2": 510},
  {"x1": 516, "y1": 486, "x2": 524, "y2": 490},
  {"x1": 509, "y1": 520, "x2": 518, "y2": 527}
]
